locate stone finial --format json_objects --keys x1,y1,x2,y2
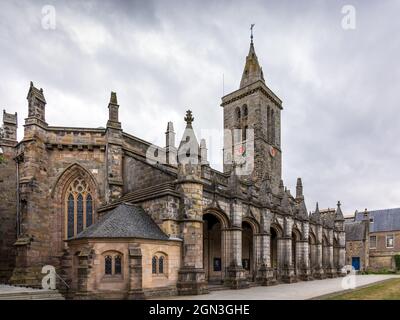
[
  {"x1": 335, "y1": 200, "x2": 345, "y2": 221},
  {"x1": 27, "y1": 81, "x2": 46, "y2": 103},
  {"x1": 107, "y1": 91, "x2": 121, "y2": 129},
  {"x1": 311, "y1": 202, "x2": 322, "y2": 224},
  {"x1": 296, "y1": 177, "x2": 303, "y2": 199},
  {"x1": 297, "y1": 199, "x2": 309, "y2": 220},
  {"x1": 184, "y1": 110, "x2": 194, "y2": 126},
  {"x1": 200, "y1": 139, "x2": 209, "y2": 165},
  {"x1": 166, "y1": 121, "x2": 174, "y2": 133},
  {"x1": 110, "y1": 91, "x2": 118, "y2": 105}
]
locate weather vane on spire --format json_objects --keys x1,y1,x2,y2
[{"x1": 250, "y1": 24, "x2": 255, "y2": 44}]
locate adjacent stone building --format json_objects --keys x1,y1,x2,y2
[
  {"x1": 0, "y1": 37, "x2": 346, "y2": 299},
  {"x1": 345, "y1": 208, "x2": 400, "y2": 271},
  {"x1": 344, "y1": 218, "x2": 369, "y2": 271}
]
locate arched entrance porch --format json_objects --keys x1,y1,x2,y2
[{"x1": 202, "y1": 210, "x2": 229, "y2": 284}]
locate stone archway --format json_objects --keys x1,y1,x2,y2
[
  {"x1": 309, "y1": 232, "x2": 317, "y2": 273},
  {"x1": 322, "y1": 235, "x2": 330, "y2": 269},
  {"x1": 292, "y1": 228, "x2": 301, "y2": 275},
  {"x1": 242, "y1": 218, "x2": 260, "y2": 282},
  {"x1": 203, "y1": 210, "x2": 229, "y2": 284},
  {"x1": 242, "y1": 221, "x2": 253, "y2": 280},
  {"x1": 333, "y1": 237, "x2": 339, "y2": 272},
  {"x1": 270, "y1": 227, "x2": 278, "y2": 269}
]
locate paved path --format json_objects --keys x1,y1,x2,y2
[{"x1": 158, "y1": 275, "x2": 400, "y2": 300}]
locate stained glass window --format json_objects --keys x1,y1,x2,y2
[
  {"x1": 105, "y1": 256, "x2": 112, "y2": 275},
  {"x1": 115, "y1": 255, "x2": 122, "y2": 274},
  {"x1": 67, "y1": 194, "x2": 74, "y2": 238},
  {"x1": 159, "y1": 256, "x2": 164, "y2": 274},
  {"x1": 152, "y1": 256, "x2": 157, "y2": 274},
  {"x1": 65, "y1": 177, "x2": 94, "y2": 238},
  {"x1": 86, "y1": 194, "x2": 93, "y2": 227},
  {"x1": 77, "y1": 194, "x2": 83, "y2": 234}
]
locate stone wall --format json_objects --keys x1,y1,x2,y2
[
  {"x1": 0, "y1": 143, "x2": 17, "y2": 282},
  {"x1": 368, "y1": 231, "x2": 400, "y2": 271},
  {"x1": 67, "y1": 239, "x2": 181, "y2": 299},
  {"x1": 345, "y1": 240, "x2": 368, "y2": 271},
  {"x1": 123, "y1": 155, "x2": 174, "y2": 193}
]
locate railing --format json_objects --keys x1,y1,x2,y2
[{"x1": 55, "y1": 272, "x2": 70, "y2": 289}]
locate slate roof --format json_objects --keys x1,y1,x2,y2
[
  {"x1": 345, "y1": 221, "x2": 368, "y2": 241},
  {"x1": 75, "y1": 203, "x2": 169, "y2": 240},
  {"x1": 355, "y1": 208, "x2": 400, "y2": 233}
]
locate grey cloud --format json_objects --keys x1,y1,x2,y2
[{"x1": 0, "y1": 0, "x2": 399, "y2": 215}]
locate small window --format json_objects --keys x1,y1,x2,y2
[
  {"x1": 370, "y1": 218, "x2": 374, "y2": 223},
  {"x1": 105, "y1": 256, "x2": 112, "y2": 275},
  {"x1": 115, "y1": 255, "x2": 122, "y2": 274},
  {"x1": 152, "y1": 254, "x2": 167, "y2": 275},
  {"x1": 370, "y1": 236, "x2": 377, "y2": 249},
  {"x1": 152, "y1": 256, "x2": 157, "y2": 274},
  {"x1": 386, "y1": 235, "x2": 394, "y2": 248}
]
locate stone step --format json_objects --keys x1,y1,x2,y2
[
  {"x1": 0, "y1": 291, "x2": 65, "y2": 300},
  {"x1": 0, "y1": 285, "x2": 64, "y2": 300},
  {"x1": 208, "y1": 285, "x2": 228, "y2": 292}
]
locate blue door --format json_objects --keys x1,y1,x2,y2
[{"x1": 352, "y1": 257, "x2": 360, "y2": 271}]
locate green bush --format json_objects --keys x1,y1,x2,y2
[
  {"x1": 364, "y1": 268, "x2": 396, "y2": 275},
  {"x1": 394, "y1": 255, "x2": 400, "y2": 271}
]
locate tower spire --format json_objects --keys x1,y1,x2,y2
[
  {"x1": 250, "y1": 23, "x2": 255, "y2": 44},
  {"x1": 240, "y1": 25, "x2": 265, "y2": 88}
]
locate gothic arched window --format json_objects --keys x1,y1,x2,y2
[
  {"x1": 105, "y1": 256, "x2": 112, "y2": 275},
  {"x1": 64, "y1": 177, "x2": 94, "y2": 238}
]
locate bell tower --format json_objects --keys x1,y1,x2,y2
[{"x1": 221, "y1": 27, "x2": 283, "y2": 193}]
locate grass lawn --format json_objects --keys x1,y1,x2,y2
[{"x1": 325, "y1": 278, "x2": 400, "y2": 300}]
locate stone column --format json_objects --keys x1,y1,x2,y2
[
  {"x1": 106, "y1": 92, "x2": 123, "y2": 202},
  {"x1": 224, "y1": 199, "x2": 248, "y2": 289},
  {"x1": 313, "y1": 224, "x2": 324, "y2": 279},
  {"x1": 338, "y1": 231, "x2": 346, "y2": 276},
  {"x1": 127, "y1": 244, "x2": 145, "y2": 299},
  {"x1": 297, "y1": 240, "x2": 312, "y2": 280},
  {"x1": 176, "y1": 163, "x2": 208, "y2": 295},
  {"x1": 256, "y1": 209, "x2": 275, "y2": 285},
  {"x1": 326, "y1": 231, "x2": 336, "y2": 278},
  {"x1": 280, "y1": 217, "x2": 296, "y2": 283},
  {"x1": 74, "y1": 247, "x2": 94, "y2": 300}
]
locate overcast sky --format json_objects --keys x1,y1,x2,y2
[{"x1": 1, "y1": 0, "x2": 400, "y2": 216}]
